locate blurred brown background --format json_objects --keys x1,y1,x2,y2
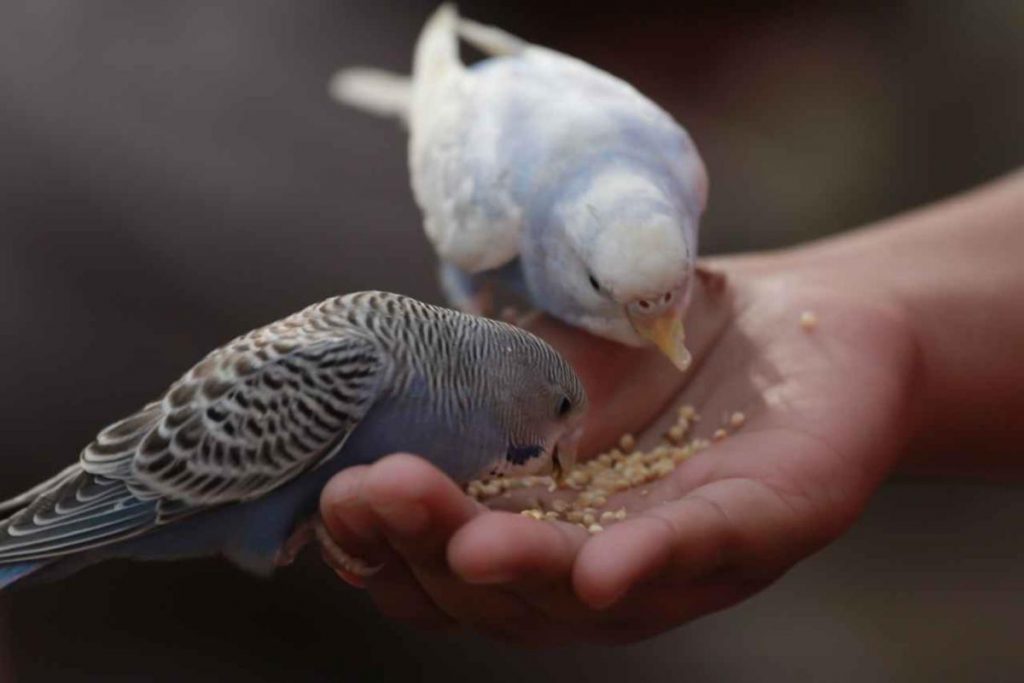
[{"x1": 0, "y1": 1, "x2": 1021, "y2": 680}]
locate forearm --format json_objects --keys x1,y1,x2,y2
[{"x1": 780, "y1": 169, "x2": 1024, "y2": 474}]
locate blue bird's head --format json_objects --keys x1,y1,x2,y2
[{"x1": 472, "y1": 321, "x2": 588, "y2": 481}]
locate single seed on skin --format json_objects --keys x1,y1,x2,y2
[
  {"x1": 619, "y1": 433, "x2": 636, "y2": 451},
  {"x1": 729, "y1": 411, "x2": 746, "y2": 428},
  {"x1": 587, "y1": 524, "x2": 604, "y2": 534},
  {"x1": 713, "y1": 428, "x2": 728, "y2": 441},
  {"x1": 800, "y1": 310, "x2": 818, "y2": 330}
]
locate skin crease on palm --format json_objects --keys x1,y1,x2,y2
[{"x1": 316, "y1": 249, "x2": 920, "y2": 645}]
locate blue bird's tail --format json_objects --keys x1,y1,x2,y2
[{"x1": 0, "y1": 562, "x2": 44, "y2": 590}]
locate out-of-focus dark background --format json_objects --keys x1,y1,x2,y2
[{"x1": 0, "y1": 1, "x2": 1021, "y2": 680}]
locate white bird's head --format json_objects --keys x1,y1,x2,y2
[{"x1": 546, "y1": 166, "x2": 702, "y2": 371}]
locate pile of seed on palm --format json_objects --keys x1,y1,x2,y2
[{"x1": 466, "y1": 405, "x2": 746, "y2": 533}]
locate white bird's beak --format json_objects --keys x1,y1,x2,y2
[
  {"x1": 627, "y1": 296, "x2": 692, "y2": 371},
  {"x1": 552, "y1": 425, "x2": 583, "y2": 482}
]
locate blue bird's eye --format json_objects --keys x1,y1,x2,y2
[
  {"x1": 557, "y1": 395, "x2": 572, "y2": 418},
  {"x1": 506, "y1": 444, "x2": 543, "y2": 465}
]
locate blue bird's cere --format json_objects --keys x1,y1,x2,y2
[
  {"x1": 0, "y1": 292, "x2": 586, "y2": 589},
  {"x1": 332, "y1": 4, "x2": 708, "y2": 370}
]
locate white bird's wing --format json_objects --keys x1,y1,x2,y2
[{"x1": 408, "y1": 5, "x2": 528, "y2": 273}]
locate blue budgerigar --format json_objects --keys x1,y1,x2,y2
[
  {"x1": 332, "y1": 4, "x2": 708, "y2": 370},
  {"x1": 0, "y1": 292, "x2": 586, "y2": 589}
]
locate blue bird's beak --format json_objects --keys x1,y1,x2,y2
[{"x1": 553, "y1": 425, "x2": 583, "y2": 482}]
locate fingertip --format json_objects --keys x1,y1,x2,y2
[
  {"x1": 364, "y1": 453, "x2": 449, "y2": 498},
  {"x1": 573, "y1": 516, "x2": 675, "y2": 610},
  {"x1": 319, "y1": 465, "x2": 371, "y2": 529},
  {"x1": 316, "y1": 465, "x2": 391, "y2": 572},
  {"x1": 361, "y1": 454, "x2": 446, "y2": 537},
  {"x1": 447, "y1": 512, "x2": 532, "y2": 584},
  {"x1": 447, "y1": 512, "x2": 518, "y2": 584},
  {"x1": 449, "y1": 513, "x2": 584, "y2": 586},
  {"x1": 361, "y1": 453, "x2": 480, "y2": 555}
]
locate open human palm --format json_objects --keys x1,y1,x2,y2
[{"x1": 319, "y1": 255, "x2": 917, "y2": 644}]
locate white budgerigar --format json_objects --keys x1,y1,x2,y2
[
  {"x1": 332, "y1": 5, "x2": 708, "y2": 369},
  {"x1": 0, "y1": 292, "x2": 586, "y2": 589}
]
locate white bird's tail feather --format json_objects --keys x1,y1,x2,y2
[
  {"x1": 456, "y1": 17, "x2": 527, "y2": 56},
  {"x1": 329, "y1": 5, "x2": 461, "y2": 122},
  {"x1": 329, "y1": 67, "x2": 412, "y2": 121},
  {"x1": 412, "y1": 3, "x2": 463, "y2": 95},
  {"x1": 331, "y1": 5, "x2": 529, "y2": 123}
]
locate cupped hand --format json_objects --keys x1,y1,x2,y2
[{"x1": 318, "y1": 254, "x2": 919, "y2": 644}]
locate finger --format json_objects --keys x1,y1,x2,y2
[
  {"x1": 320, "y1": 460, "x2": 458, "y2": 627},
  {"x1": 573, "y1": 475, "x2": 821, "y2": 610},
  {"x1": 319, "y1": 465, "x2": 394, "y2": 575},
  {"x1": 360, "y1": 453, "x2": 480, "y2": 571},
  {"x1": 361, "y1": 455, "x2": 559, "y2": 632},
  {"x1": 448, "y1": 512, "x2": 588, "y2": 586},
  {"x1": 449, "y1": 513, "x2": 599, "y2": 632}
]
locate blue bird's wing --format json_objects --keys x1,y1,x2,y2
[{"x1": 0, "y1": 306, "x2": 385, "y2": 564}]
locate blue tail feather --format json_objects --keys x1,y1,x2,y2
[{"x1": 0, "y1": 562, "x2": 44, "y2": 590}]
